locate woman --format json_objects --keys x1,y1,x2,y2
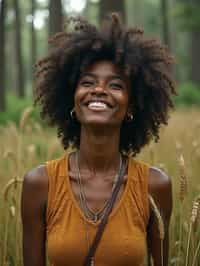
[{"x1": 21, "y1": 14, "x2": 176, "y2": 266}]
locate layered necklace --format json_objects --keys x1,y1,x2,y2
[
  {"x1": 76, "y1": 151, "x2": 123, "y2": 222},
  {"x1": 75, "y1": 151, "x2": 124, "y2": 266}
]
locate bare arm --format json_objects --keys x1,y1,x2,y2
[
  {"x1": 21, "y1": 165, "x2": 48, "y2": 266},
  {"x1": 147, "y1": 167, "x2": 173, "y2": 266}
]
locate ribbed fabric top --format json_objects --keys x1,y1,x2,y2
[{"x1": 46, "y1": 152, "x2": 150, "y2": 266}]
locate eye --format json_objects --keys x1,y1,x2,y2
[
  {"x1": 109, "y1": 82, "x2": 124, "y2": 90},
  {"x1": 79, "y1": 80, "x2": 95, "y2": 87}
]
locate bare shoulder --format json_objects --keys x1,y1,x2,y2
[
  {"x1": 22, "y1": 165, "x2": 48, "y2": 208},
  {"x1": 21, "y1": 165, "x2": 48, "y2": 265},
  {"x1": 149, "y1": 167, "x2": 172, "y2": 193},
  {"x1": 23, "y1": 165, "x2": 48, "y2": 189},
  {"x1": 148, "y1": 167, "x2": 172, "y2": 220}
]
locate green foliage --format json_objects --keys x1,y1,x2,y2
[
  {"x1": 173, "y1": 3, "x2": 200, "y2": 31},
  {"x1": 0, "y1": 93, "x2": 40, "y2": 125},
  {"x1": 174, "y1": 81, "x2": 200, "y2": 107}
]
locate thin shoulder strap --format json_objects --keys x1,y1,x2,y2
[{"x1": 83, "y1": 158, "x2": 127, "y2": 266}]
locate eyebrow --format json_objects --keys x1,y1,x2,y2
[{"x1": 80, "y1": 72, "x2": 125, "y2": 82}]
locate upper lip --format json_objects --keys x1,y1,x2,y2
[{"x1": 84, "y1": 99, "x2": 113, "y2": 108}]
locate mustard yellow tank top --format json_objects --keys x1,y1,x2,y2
[{"x1": 46, "y1": 152, "x2": 150, "y2": 266}]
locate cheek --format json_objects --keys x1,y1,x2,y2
[
  {"x1": 74, "y1": 87, "x2": 87, "y2": 121},
  {"x1": 74, "y1": 87, "x2": 83, "y2": 108},
  {"x1": 117, "y1": 92, "x2": 129, "y2": 111}
]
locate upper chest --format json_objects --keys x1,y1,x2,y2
[
  {"x1": 69, "y1": 170, "x2": 128, "y2": 214},
  {"x1": 68, "y1": 153, "x2": 128, "y2": 214}
]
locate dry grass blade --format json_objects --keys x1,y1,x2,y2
[
  {"x1": 0, "y1": 110, "x2": 200, "y2": 265},
  {"x1": 150, "y1": 256, "x2": 154, "y2": 266},
  {"x1": 185, "y1": 197, "x2": 200, "y2": 266},
  {"x1": 149, "y1": 195, "x2": 165, "y2": 239},
  {"x1": 191, "y1": 198, "x2": 200, "y2": 224},
  {"x1": 191, "y1": 238, "x2": 200, "y2": 266},
  {"x1": 193, "y1": 196, "x2": 200, "y2": 232},
  {"x1": 178, "y1": 154, "x2": 187, "y2": 202},
  {"x1": 3, "y1": 178, "x2": 23, "y2": 202},
  {"x1": 9, "y1": 205, "x2": 16, "y2": 217},
  {"x1": 3, "y1": 150, "x2": 17, "y2": 168},
  {"x1": 175, "y1": 141, "x2": 183, "y2": 154},
  {"x1": 149, "y1": 195, "x2": 165, "y2": 266},
  {"x1": 19, "y1": 106, "x2": 33, "y2": 130},
  {"x1": 47, "y1": 139, "x2": 60, "y2": 159}
]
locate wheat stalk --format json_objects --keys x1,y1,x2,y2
[
  {"x1": 193, "y1": 196, "x2": 200, "y2": 233},
  {"x1": 185, "y1": 198, "x2": 200, "y2": 266},
  {"x1": 149, "y1": 195, "x2": 165, "y2": 240},
  {"x1": 150, "y1": 255, "x2": 154, "y2": 266},
  {"x1": 2, "y1": 209, "x2": 9, "y2": 266},
  {"x1": 19, "y1": 106, "x2": 33, "y2": 131},
  {"x1": 149, "y1": 195, "x2": 165, "y2": 266},
  {"x1": 191, "y1": 199, "x2": 200, "y2": 224},
  {"x1": 175, "y1": 141, "x2": 183, "y2": 154},
  {"x1": 47, "y1": 138, "x2": 60, "y2": 159},
  {"x1": 191, "y1": 196, "x2": 200, "y2": 266},
  {"x1": 176, "y1": 154, "x2": 188, "y2": 266},
  {"x1": 179, "y1": 154, "x2": 187, "y2": 202},
  {"x1": 2, "y1": 177, "x2": 23, "y2": 202},
  {"x1": 191, "y1": 238, "x2": 200, "y2": 266},
  {"x1": 7, "y1": 121, "x2": 19, "y2": 141},
  {"x1": 3, "y1": 150, "x2": 18, "y2": 169}
]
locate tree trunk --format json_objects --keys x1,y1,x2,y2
[
  {"x1": 49, "y1": 0, "x2": 63, "y2": 37},
  {"x1": 0, "y1": 0, "x2": 6, "y2": 111},
  {"x1": 30, "y1": 0, "x2": 37, "y2": 86},
  {"x1": 191, "y1": 31, "x2": 200, "y2": 87},
  {"x1": 160, "y1": 0, "x2": 171, "y2": 49},
  {"x1": 99, "y1": 0, "x2": 126, "y2": 23},
  {"x1": 31, "y1": 0, "x2": 37, "y2": 68},
  {"x1": 13, "y1": 0, "x2": 25, "y2": 98},
  {"x1": 190, "y1": 0, "x2": 200, "y2": 88}
]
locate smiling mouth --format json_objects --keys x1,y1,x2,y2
[
  {"x1": 87, "y1": 101, "x2": 108, "y2": 111},
  {"x1": 84, "y1": 99, "x2": 113, "y2": 111}
]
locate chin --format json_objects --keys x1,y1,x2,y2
[
  {"x1": 77, "y1": 111, "x2": 122, "y2": 128},
  {"x1": 83, "y1": 119, "x2": 111, "y2": 126},
  {"x1": 81, "y1": 117, "x2": 121, "y2": 128}
]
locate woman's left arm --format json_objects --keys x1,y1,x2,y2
[{"x1": 147, "y1": 167, "x2": 173, "y2": 266}]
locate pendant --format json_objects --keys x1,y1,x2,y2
[
  {"x1": 94, "y1": 214, "x2": 98, "y2": 223},
  {"x1": 91, "y1": 257, "x2": 95, "y2": 266}
]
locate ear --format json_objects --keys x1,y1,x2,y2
[
  {"x1": 127, "y1": 104, "x2": 133, "y2": 114},
  {"x1": 125, "y1": 106, "x2": 134, "y2": 122}
]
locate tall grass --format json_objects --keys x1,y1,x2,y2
[{"x1": 0, "y1": 108, "x2": 200, "y2": 265}]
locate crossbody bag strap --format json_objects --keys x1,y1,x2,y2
[{"x1": 83, "y1": 157, "x2": 127, "y2": 266}]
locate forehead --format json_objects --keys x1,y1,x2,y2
[{"x1": 82, "y1": 60, "x2": 125, "y2": 78}]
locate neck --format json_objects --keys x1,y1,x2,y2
[{"x1": 78, "y1": 125, "x2": 121, "y2": 172}]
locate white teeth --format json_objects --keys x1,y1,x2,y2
[{"x1": 88, "y1": 102, "x2": 107, "y2": 110}]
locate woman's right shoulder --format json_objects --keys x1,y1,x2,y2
[{"x1": 22, "y1": 165, "x2": 48, "y2": 202}]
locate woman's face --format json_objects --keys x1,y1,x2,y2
[{"x1": 74, "y1": 60, "x2": 130, "y2": 127}]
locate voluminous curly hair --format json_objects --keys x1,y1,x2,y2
[{"x1": 35, "y1": 13, "x2": 176, "y2": 156}]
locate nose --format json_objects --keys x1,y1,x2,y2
[{"x1": 91, "y1": 85, "x2": 107, "y2": 96}]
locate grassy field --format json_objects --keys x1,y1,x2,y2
[{"x1": 0, "y1": 108, "x2": 200, "y2": 266}]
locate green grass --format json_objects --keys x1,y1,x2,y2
[{"x1": 0, "y1": 93, "x2": 41, "y2": 125}]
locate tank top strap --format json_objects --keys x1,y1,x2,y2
[
  {"x1": 45, "y1": 153, "x2": 69, "y2": 231},
  {"x1": 46, "y1": 153, "x2": 68, "y2": 177},
  {"x1": 127, "y1": 156, "x2": 150, "y2": 229}
]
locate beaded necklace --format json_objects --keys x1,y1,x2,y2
[
  {"x1": 75, "y1": 151, "x2": 123, "y2": 266},
  {"x1": 76, "y1": 151, "x2": 122, "y2": 222}
]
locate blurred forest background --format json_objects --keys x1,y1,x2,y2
[
  {"x1": 0, "y1": 1, "x2": 200, "y2": 266},
  {"x1": 0, "y1": 0, "x2": 200, "y2": 122}
]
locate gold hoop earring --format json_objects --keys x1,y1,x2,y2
[
  {"x1": 70, "y1": 108, "x2": 76, "y2": 120},
  {"x1": 125, "y1": 112, "x2": 134, "y2": 122}
]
